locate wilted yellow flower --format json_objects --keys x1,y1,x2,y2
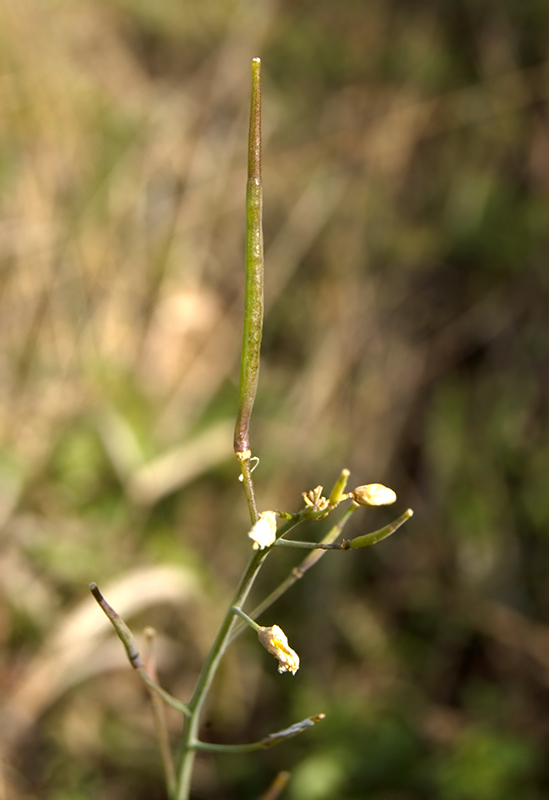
[
  {"x1": 351, "y1": 483, "x2": 397, "y2": 507},
  {"x1": 257, "y1": 624, "x2": 300, "y2": 675},
  {"x1": 248, "y1": 511, "x2": 278, "y2": 550}
]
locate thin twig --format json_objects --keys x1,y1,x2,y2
[
  {"x1": 194, "y1": 713, "x2": 325, "y2": 753},
  {"x1": 89, "y1": 583, "x2": 191, "y2": 717},
  {"x1": 143, "y1": 628, "x2": 176, "y2": 797},
  {"x1": 275, "y1": 539, "x2": 349, "y2": 550}
]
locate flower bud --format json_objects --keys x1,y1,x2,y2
[
  {"x1": 257, "y1": 624, "x2": 300, "y2": 675},
  {"x1": 248, "y1": 511, "x2": 278, "y2": 550},
  {"x1": 350, "y1": 483, "x2": 396, "y2": 507}
]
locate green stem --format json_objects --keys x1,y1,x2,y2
[
  {"x1": 195, "y1": 740, "x2": 264, "y2": 754},
  {"x1": 137, "y1": 667, "x2": 192, "y2": 716},
  {"x1": 349, "y1": 508, "x2": 413, "y2": 548},
  {"x1": 175, "y1": 547, "x2": 269, "y2": 799},
  {"x1": 274, "y1": 539, "x2": 345, "y2": 549},
  {"x1": 238, "y1": 450, "x2": 259, "y2": 524},
  {"x1": 194, "y1": 712, "x2": 325, "y2": 753},
  {"x1": 232, "y1": 605, "x2": 263, "y2": 631},
  {"x1": 176, "y1": 59, "x2": 274, "y2": 799}
]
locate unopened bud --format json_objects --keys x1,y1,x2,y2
[
  {"x1": 350, "y1": 483, "x2": 396, "y2": 507},
  {"x1": 257, "y1": 624, "x2": 300, "y2": 675}
]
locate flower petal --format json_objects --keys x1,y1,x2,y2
[
  {"x1": 248, "y1": 511, "x2": 278, "y2": 550},
  {"x1": 257, "y1": 624, "x2": 300, "y2": 675}
]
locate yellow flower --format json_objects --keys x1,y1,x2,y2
[
  {"x1": 350, "y1": 483, "x2": 397, "y2": 507},
  {"x1": 257, "y1": 624, "x2": 300, "y2": 675},
  {"x1": 248, "y1": 511, "x2": 278, "y2": 550}
]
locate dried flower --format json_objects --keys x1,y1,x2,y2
[
  {"x1": 257, "y1": 624, "x2": 300, "y2": 675},
  {"x1": 350, "y1": 483, "x2": 397, "y2": 507},
  {"x1": 248, "y1": 511, "x2": 278, "y2": 550}
]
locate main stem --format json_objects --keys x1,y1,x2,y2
[
  {"x1": 175, "y1": 549, "x2": 268, "y2": 799},
  {"x1": 176, "y1": 58, "x2": 266, "y2": 800}
]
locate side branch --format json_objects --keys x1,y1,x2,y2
[
  {"x1": 195, "y1": 713, "x2": 326, "y2": 753},
  {"x1": 274, "y1": 508, "x2": 413, "y2": 551},
  {"x1": 89, "y1": 583, "x2": 191, "y2": 717}
]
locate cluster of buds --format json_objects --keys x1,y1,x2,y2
[
  {"x1": 246, "y1": 483, "x2": 396, "y2": 551},
  {"x1": 243, "y1": 477, "x2": 400, "y2": 678}
]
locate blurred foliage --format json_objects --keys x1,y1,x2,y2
[{"x1": 1, "y1": 0, "x2": 549, "y2": 798}]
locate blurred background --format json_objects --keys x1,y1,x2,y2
[{"x1": 1, "y1": 0, "x2": 549, "y2": 798}]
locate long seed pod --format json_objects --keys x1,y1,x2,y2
[{"x1": 234, "y1": 58, "x2": 264, "y2": 458}]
